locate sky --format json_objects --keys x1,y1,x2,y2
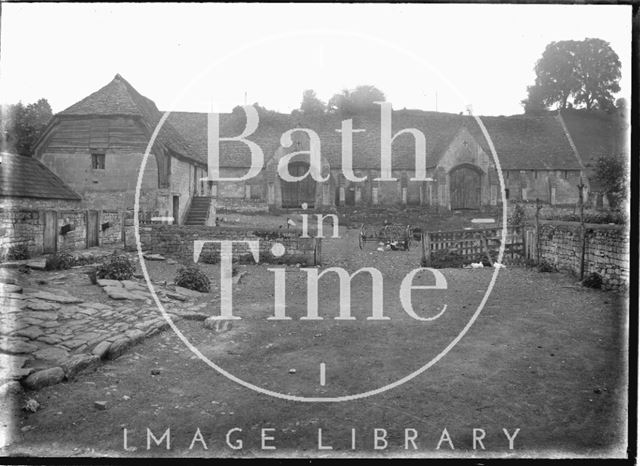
[{"x1": 0, "y1": 3, "x2": 632, "y2": 116}]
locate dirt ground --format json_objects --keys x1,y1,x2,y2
[{"x1": 1, "y1": 224, "x2": 628, "y2": 458}]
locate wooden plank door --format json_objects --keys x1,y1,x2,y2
[
  {"x1": 281, "y1": 162, "x2": 315, "y2": 208},
  {"x1": 450, "y1": 166, "x2": 481, "y2": 210},
  {"x1": 86, "y1": 210, "x2": 99, "y2": 248},
  {"x1": 43, "y1": 211, "x2": 58, "y2": 253}
]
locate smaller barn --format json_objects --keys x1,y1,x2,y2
[{"x1": 0, "y1": 152, "x2": 82, "y2": 256}]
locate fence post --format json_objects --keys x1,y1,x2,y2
[
  {"x1": 578, "y1": 179, "x2": 586, "y2": 280},
  {"x1": 535, "y1": 198, "x2": 541, "y2": 264},
  {"x1": 423, "y1": 232, "x2": 431, "y2": 266}
]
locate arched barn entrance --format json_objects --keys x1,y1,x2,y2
[
  {"x1": 450, "y1": 164, "x2": 481, "y2": 210},
  {"x1": 281, "y1": 161, "x2": 316, "y2": 208}
]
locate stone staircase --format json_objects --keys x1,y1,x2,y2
[{"x1": 184, "y1": 197, "x2": 212, "y2": 225}]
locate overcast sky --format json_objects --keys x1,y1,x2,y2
[{"x1": 0, "y1": 3, "x2": 632, "y2": 116}]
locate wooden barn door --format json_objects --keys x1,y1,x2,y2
[
  {"x1": 281, "y1": 162, "x2": 316, "y2": 208},
  {"x1": 450, "y1": 166, "x2": 481, "y2": 210},
  {"x1": 43, "y1": 211, "x2": 58, "y2": 253},
  {"x1": 86, "y1": 210, "x2": 99, "y2": 248}
]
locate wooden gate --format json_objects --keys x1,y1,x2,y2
[
  {"x1": 450, "y1": 165, "x2": 481, "y2": 210},
  {"x1": 43, "y1": 211, "x2": 58, "y2": 253},
  {"x1": 86, "y1": 210, "x2": 99, "y2": 248},
  {"x1": 422, "y1": 226, "x2": 525, "y2": 266},
  {"x1": 281, "y1": 162, "x2": 315, "y2": 208}
]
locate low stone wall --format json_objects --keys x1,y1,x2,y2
[
  {"x1": 0, "y1": 207, "x2": 130, "y2": 258},
  {"x1": 138, "y1": 224, "x2": 321, "y2": 265},
  {"x1": 214, "y1": 198, "x2": 269, "y2": 214},
  {"x1": 535, "y1": 221, "x2": 629, "y2": 290}
]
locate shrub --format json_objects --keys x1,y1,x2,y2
[
  {"x1": 198, "y1": 249, "x2": 220, "y2": 264},
  {"x1": 4, "y1": 244, "x2": 30, "y2": 261},
  {"x1": 45, "y1": 252, "x2": 75, "y2": 271},
  {"x1": 96, "y1": 255, "x2": 135, "y2": 280},
  {"x1": 508, "y1": 204, "x2": 526, "y2": 227},
  {"x1": 582, "y1": 272, "x2": 603, "y2": 289},
  {"x1": 537, "y1": 260, "x2": 556, "y2": 273},
  {"x1": 175, "y1": 265, "x2": 210, "y2": 292}
]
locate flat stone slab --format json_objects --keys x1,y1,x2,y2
[
  {"x1": 27, "y1": 291, "x2": 82, "y2": 304},
  {"x1": 26, "y1": 259, "x2": 47, "y2": 270},
  {"x1": 0, "y1": 284, "x2": 22, "y2": 294},
  {"x1": 471, "y1": 218, "x2": 497, "y2": 224},
  {"x1": 143, "y1": 254, "x2": 165, "y2": 261},
  {"x1": 15, "y1": 326, "x2": 44, "y2": 340},
  {"x1": 32, "y1": 347, "x2": 70, "y2": 364},
  {"x1": 25, "y1": 300, "x2": 61, "y2": 312},
  {"x1": 97, "y1": 279, "x2": 122, "y2": 288},
  {"x1": 0, "y1": 338, "x2": 38, "y2": 354},
  {"x1": 103, "y1": 286, "x2": 148, "y2": 301},
  {"x1": 174, "y1": 286, "x2": 206, "y2": 298},
  {"x1": 23, "y1": 367, "x2": 64, "y2": 390},
  {"x1": 121, "y1": 280, "x2": 147, "y2": 291}
]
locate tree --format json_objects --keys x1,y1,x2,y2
[
  {"x1": 522, "y1": 38, "x2": 621, "y2": 113},
  {"x1": 1, "y1": 98, "x2": 53, "y2": 156},
  {"x1": 572, "y1": 38, "x2": 621, "y2": 111},
  {"x1": 328, "y1": 85, "x2": 385, "y2": 116},
  {"x1": 299, "y1": 89, "x2": 326, "y2": 116},
  {"x1": 593, "y1": 154, "x2": 627, "y2": 209}
]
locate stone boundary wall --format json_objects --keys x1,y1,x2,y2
[
  {"x1": 214, "y1": 198, "x2": 269, "y2": 214},
  {"x1": 534, "y1": 221, "x2": 629, "y2": 290},
  {"x1": 138, "y1": 224, "x2": 321, "y2": 266},
  {"x1": 0, "y1": 207, "x2": 129, "y2": 257}
]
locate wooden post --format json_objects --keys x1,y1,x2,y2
[
  {"x1": 535, "y1": 198, "x2": 541, "y2": 264},
  {"x1": 423, "y1": 232, "x2": 431, "y2": 266},
  {"x1": 579, "y1": 179, "x2": 585, "y2": 279}
]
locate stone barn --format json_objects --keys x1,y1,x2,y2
[{"x1": 33, "y1": 74, "x2": 209, "y2": 224}]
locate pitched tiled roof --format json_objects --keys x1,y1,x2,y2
[
  {"x1": 558, "y1": 109, "x2": 629, "y2": 191},
  {"x1": 168, "y1": 109, "x2": 464, "y2": 170},
  {"x1": 168, "y1": 109, "x2": 581, "y2": 171},
  {"x1": 59, "y1": 75, "x2": 204, "y2": 166},
  {"x1": 467, "y1": 114, "x2": 582, "y2": 170},
  {"x1": 0, "y1": 152, "x2": 81, "y2": 200}
]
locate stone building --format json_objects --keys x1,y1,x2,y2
[
  {"x1": 34, "y1": 74, "x2": 624, "y2": 219},
  {"x1": 0, "y1": 152, "x2": 82, "y2": 255},
  {"x1": 168, "y1": 107, "x2": 587, "y2": 212},
  {"x1": 33, "y1": 74, "x2": 208, "y2": 224}
]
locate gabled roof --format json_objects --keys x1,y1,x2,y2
[
  {"x1": 558, "y1": 109, "x2": 629, "y2": 191},
  {"x1": 56, "y1": 74, "x2": 204, "y2": 166},
  {"x1": 467, "y1": 114, "x2": 582, "y2": 170},
  {"x1": 559, "y1": 109, "x2": 628, "y2": 168},
  {"x1": 168, "y1": 108, "x2": 580, "y2": 171},
  {"x1": 168, "y1": 109, "x2": 464, "y2": 169},
  {"x1": 0, "y1": 152, "x2": 81, "y2": 200}
]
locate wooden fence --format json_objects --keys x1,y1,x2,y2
[{"x1": 421, "y1": 226, "x2": 526, "y2": 265}]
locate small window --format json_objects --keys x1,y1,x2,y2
[
  {"x1": 91, "y1": 153, "x2": 105, "y2": 169},
  {"x1": 504, "y1": 189, "x2": 510, "y2": 200},
  {"x1": 563, "y1": 171, "x2": 568, "y2": 179}
]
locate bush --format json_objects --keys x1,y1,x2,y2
[
  {"x1": 96, "y1": 255, "x2": 135, "y2": 280},
  {"x1": 537, "y1": 260, "x2": 556, "y2": 273},
  {"x1": 198, "y1": 249, "x2": 220, "y2": 264},
  {"x1": 175, "y1": 265, "x2": 210, "y2": 293},
  {"x1": 45, "y1": 252, "x2": 75, "y2": 271},
  {"x1": 508, "y1": 204, "x2": 526, "y2": 227},
  {"x1": 582, "y1": 272, "x2": 603, "y2": 289},
  {"x1": 4, "y1": 244, "x2": 30, "y2": 261}
]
